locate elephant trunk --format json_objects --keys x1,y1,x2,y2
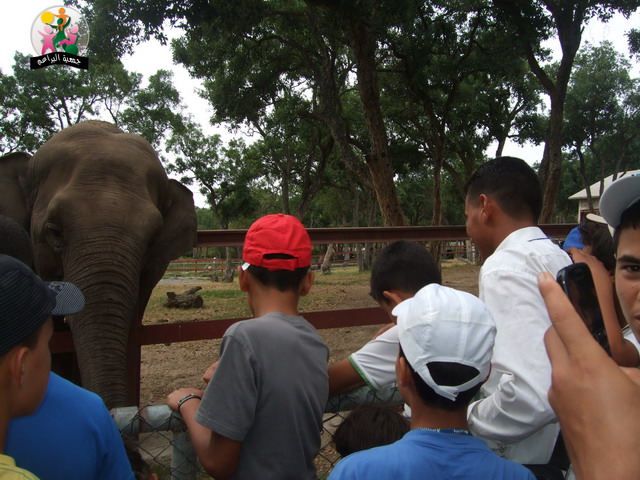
[{"x1": 63, "y1": 241, "x2": 143, "y2": 409}]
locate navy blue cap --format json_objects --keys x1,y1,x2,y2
[{"x1": 0, "y1": 255, "x2": 84, "y2": 356}]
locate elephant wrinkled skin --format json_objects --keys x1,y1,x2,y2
[{"x1": 0, "y1": 121, "x2": 197, "y2": 408}]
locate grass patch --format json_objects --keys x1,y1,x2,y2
[
  {"x1": 143, "y1": 265, "x2": 377, "y2": 325},
  {"x1": 199, "y1": 289, "x2": 244, "y2": 300}
]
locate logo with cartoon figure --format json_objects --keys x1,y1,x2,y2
[{"x1": 30, "y1": 5, "x2": 90, "y2": 70}]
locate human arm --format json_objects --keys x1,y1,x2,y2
[
  {"x1": 202, "y1": 360, "x2": 219, "y2": 384},
  {"x1": 567, "y1": 248, "x2": 639, "y2": 367},
  {"x1": 538, "y1": 271, "x2": 640, "y2": 480},
  {"x1": 167, "y1": 387, "x2": 241, "y2": 479},
  {"x1": 330, "y1": 326, "x2": 400, "y2": 395},
  {"x1": 328, "y1": 359, "x2": 366, "y2": 395}
]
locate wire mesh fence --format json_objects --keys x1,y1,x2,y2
[{"x1": 113, "y1": 384, "x2": 402, "y2": 479}]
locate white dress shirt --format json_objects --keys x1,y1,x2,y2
[{"x1": 468, "y1": 226, "x2": 572, "y2": 464}]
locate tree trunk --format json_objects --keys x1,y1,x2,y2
[
  {"x1": 321, "y1": 244, "x2": 334, "y2": 274},
  {"x1": 494, "y1": 2, "x2": 584, "y2": 223},
  {"x1": 307, "y1": 5, "x2": 406, "y2": 227},
  {"x1": 575, "y1": 147, "x2": 594, "y2": 212},
  {"x1": 538, "y1": 92, "x2": 566, "y2": 222},
  {"x1": 164, "y1": 286, "x2": 203, "y2": 309},
  {"x1": 348, "y1": 16, "x2": 406, "y2": 227},
  {"x1": 223, "y1": 246, "x2": 234, "y2": 282}
]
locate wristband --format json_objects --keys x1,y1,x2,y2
[{"x1": 177, "y1": 393, "x2": 201, "y2": 413}]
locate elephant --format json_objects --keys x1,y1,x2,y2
[{"x1": 0, "y1": 121, "x2": 197, "y2": 409}]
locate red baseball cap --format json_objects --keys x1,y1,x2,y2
[{"x1": 242, "y1": 214, "x2": 312, "y2": 271}]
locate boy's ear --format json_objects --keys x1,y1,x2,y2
[
  {"x1": 382, "y1": 290, "x2": 405, "y2": 307},
  {"x1": 238, "y1": 266, "x2": 249, "y2": 292},
  {"x1": 299, "y1": 270, "x2": 315, "y2": 297},
  {"x1": 3, "y1": 346, "x2": 29, "y2": 388},
  {"x1": 396, "y1": 355, "x2": 413, "y2": 389}
]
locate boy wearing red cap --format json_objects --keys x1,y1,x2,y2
[{"x1": 167, "y1": 214, "x2": 329, "y2": 479}]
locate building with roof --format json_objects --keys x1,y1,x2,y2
[{"x1": 568, "y1": 169, "x2": 640, "y2": 221}]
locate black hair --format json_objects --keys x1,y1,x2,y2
[
  {"x1": 246, "y1": 254, "x2": 310, "y2": 293},
  {"x1": 613, "y1": 200, "x2": 640, "y2": 252},
  {"x1": 579, "y1": 221, "x2": 615, "y2": 272},
  {"x1": 464, "y1": 156, "x2": 542, "y2": 223},
  {"x1": 399, "y1": 346, "x2": 482, "y2": 411},
  {"x1": 332, "y1": 404, "x2": 409, "y2": 457},
  {"x1": 369, "y1": 241, "x2": 441, "y2": 304}
]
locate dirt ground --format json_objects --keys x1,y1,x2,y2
[{"x1": 139, "y1": 261, "x2": 480, "y2": 406}]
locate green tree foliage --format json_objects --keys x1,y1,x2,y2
[
  {"x1": 0, "y1": 53, "x2": 185, "y2": 155},
  {"x1": 380, "y1": 1, "x2": 545, "y2": 226},
  {"x1": 166, "y1": 122, "x2": 260, "y2": 229},
  {"x1": 562, "y1": 41, "x2": 640, "y2": 214},
  {"x1": 242, "y1": 92, "x2": 335, "y2": 218},
  {"x1": 61, "y1": 0, "x2": 640, "y2": 228},
  {"x1": 0, "y1": 53, "x2": 140, "y2": 153},
  {"x1": 82, "y1": 0, "x2": 410, "y2": 224},
  {"x1": 492, "y1": 0, "x2": 640, "y2": 221},
  {"x1": 119, "y1": 70, "x2": 185, "y2": 149}
]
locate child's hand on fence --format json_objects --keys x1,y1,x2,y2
[
  {"x1": 203, "y1": 361, "x2": 220, "y2": 384},
  {"x1": 167, "y1": 387, "x2": 204, "y2": 412}
]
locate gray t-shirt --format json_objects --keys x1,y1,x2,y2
[{"x1": 196, "y1": 312, "x2": 329, "y2": 479}]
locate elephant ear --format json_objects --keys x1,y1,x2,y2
[
  {"x1": 0, "y1": 152, "x2": 32, "y2": 230},
  {"x1": 138, "y1": 179, "x2": 198, "y2": 316}
]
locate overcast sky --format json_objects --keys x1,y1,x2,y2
[{"x1": 5, "y1": 2, "x2": 640, "y2": 208}]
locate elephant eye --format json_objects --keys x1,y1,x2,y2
[{"x1": 46, "y1": 223, "x2": 64, "y2": 252}]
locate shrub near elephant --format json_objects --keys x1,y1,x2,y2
[{"x1": 0, "y1": 121, "x2": 197, "y2": 409}]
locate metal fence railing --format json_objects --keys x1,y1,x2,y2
[{"x1": 113, "y1": 384, "x2": 402, "y2": 479}]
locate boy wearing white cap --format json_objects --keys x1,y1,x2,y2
[{"x1": 329, "y1": 284, "x2": 535, "y2": 480}]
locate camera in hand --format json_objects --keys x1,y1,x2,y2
[{"x1": 556, "y1": 262, "x2": 611, "y2": 356}]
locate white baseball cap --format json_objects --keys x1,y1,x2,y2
[
  {"x1": 600, "y1": 174, "x2": 640, "y2": 228},
  {"x1": 393, "y1": 284, "x2": 496, "y2": 401}
]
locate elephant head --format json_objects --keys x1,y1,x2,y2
[{"x1": 0, "y1": 121, "x2": 197, "y2": 408}]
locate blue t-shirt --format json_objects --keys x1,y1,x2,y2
[
  {"x1": 6, "y1": 373, "x2": 134, "y2": 480},
  {"x1": 329, "y1": 429, "x2": 535, "y2": 480}
]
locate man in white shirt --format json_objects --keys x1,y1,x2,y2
[{"x1": 464, "y1": 156, "x2": 572, "y2": 464}]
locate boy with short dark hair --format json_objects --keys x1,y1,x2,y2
[
  {"x1": 328, "y1": 240, "x2": 441, "y2": 395},
  {"x1": 167, "y1": 214, "x2": 329, "y2": 480},
  {"x1": 329, "y1": 284, "x2": 535, "y2": 479},
  {"x1": 0, "y1": 254, "x2": 84, "y2": 479}
]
